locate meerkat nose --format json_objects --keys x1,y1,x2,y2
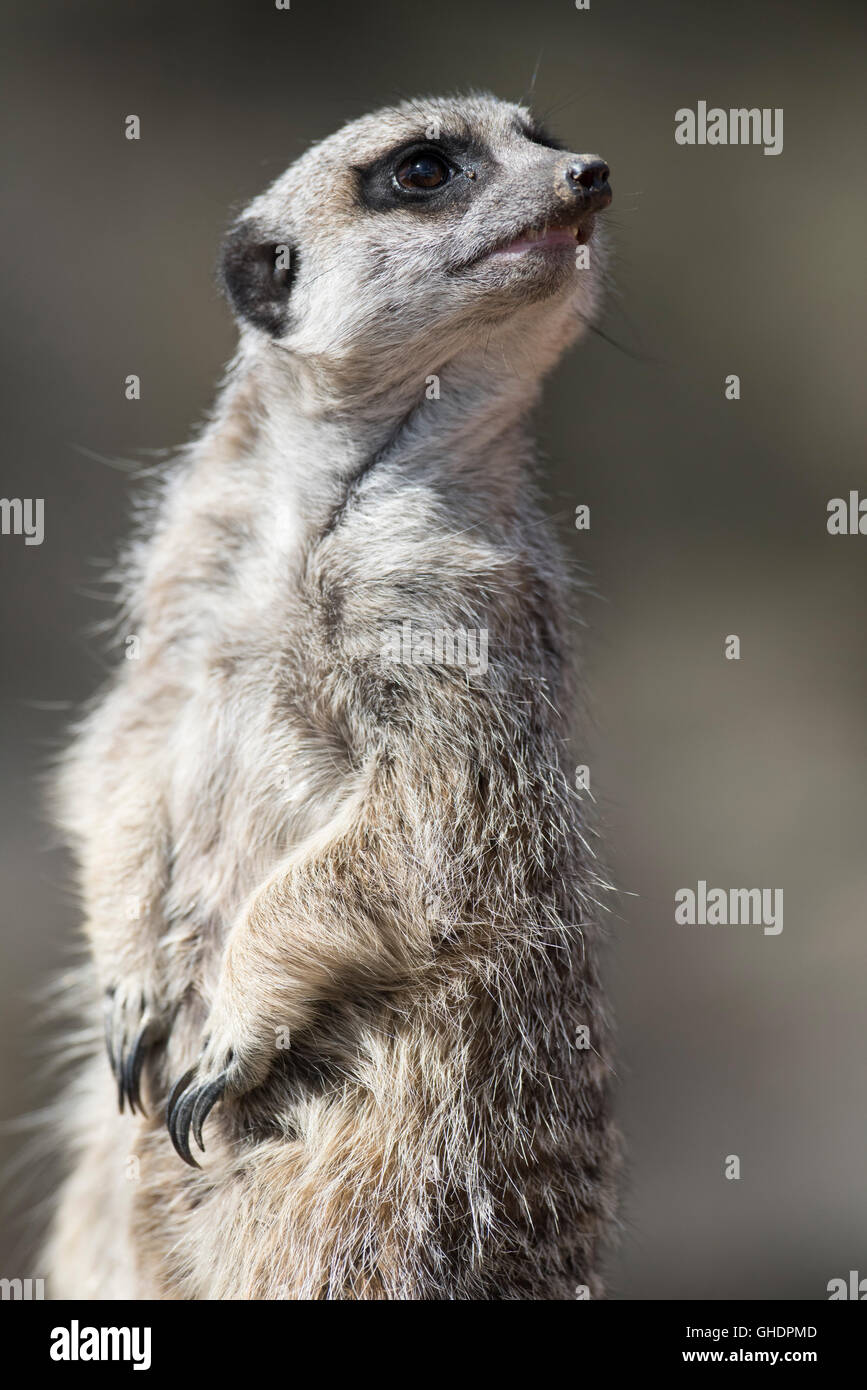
[{"x1": 565, "y1": 158, "x2": 612, "y2": 214}]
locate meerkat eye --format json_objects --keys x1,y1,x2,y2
[{"x1": 394, "y1": 151, "x2": 452, "y2": 191}]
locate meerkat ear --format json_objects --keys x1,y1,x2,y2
[{"x1": 219, "y1": 221, "x2": 297, "y2": 335}]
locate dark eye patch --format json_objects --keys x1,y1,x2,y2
[{"x1": 355, "y1": 135, "x2": 486, "y2": 214}]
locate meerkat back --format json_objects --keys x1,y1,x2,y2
[{"x1": 46, "y1": 94, "x2": 618, "y2": 1300}]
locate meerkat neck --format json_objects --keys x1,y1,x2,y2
[{"x1": 208, "y1": 338, "x2": 548, "y2": 537}]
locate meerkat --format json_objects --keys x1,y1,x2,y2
[{"x1": 44, "y1": 93, "x2": 618, "y2": 1300}]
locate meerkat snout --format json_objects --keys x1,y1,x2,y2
[{"x1": 218, "y1": 94, "x2": 613, "y2": 394}]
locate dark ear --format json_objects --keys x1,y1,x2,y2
[{"x1": 219, "y1": 221, "x2": 297, "y2": 335}]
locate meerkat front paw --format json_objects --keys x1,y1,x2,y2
[
  {"x1": 103, "y1": 976, "x2": 172, "y2": 1115},
  {"x1": 165, "y1": 1001, "x2": 274, "y2": 1167}
]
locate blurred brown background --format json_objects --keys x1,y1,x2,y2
[{"x1": 1, "y1": 0, "x2": 864, "y2": 1298}]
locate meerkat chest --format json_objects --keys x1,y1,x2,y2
[{"x1": 313, "y1": 479, "x2": 547, "y2": 673}]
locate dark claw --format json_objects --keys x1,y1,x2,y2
[
  {"x1": 166, "y1": 1062, "x2": 232, "y2": 1167},
  {"x1": 166, "y1": 1066, "x2": 196, "y2": 1129},
  {"x1": 172, "y1": 1092, "x2": 200, "y2": 1168},
  {"x1": 123, "y1": 1023, "x2": 152, "y2": 1116},
  {"x1": 166, "y1": 1061, "x2": 195, "y2": 1128},
  {"x1": 104, "y1": 988, "x2": 167, "y2": 1116},
  {"x1": 191, "y1": 1075, "x2": 227, "y2": 1153},
  {"x1": 166, "y1": 1068, "x2": 200, "y2": 1168}
]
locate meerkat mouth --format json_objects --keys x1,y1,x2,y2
[
  {"x1": 469, "y1": 215, "x2": 597, "y2": 267},
  {"x1": 494, "y1": 225, "x2": 580, "y2": 256}
]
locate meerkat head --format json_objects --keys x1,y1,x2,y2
[{"x1": 219, "y1": 94, "x2": 612, "y2": 399}]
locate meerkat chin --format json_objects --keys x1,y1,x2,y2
[{"x1": 45, "y1": 93, "x2": 618, "y2": 1301}]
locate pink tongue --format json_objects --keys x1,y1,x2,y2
[{"x1": 498, "y1": 228, "x2": 576, "y2": 256}]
